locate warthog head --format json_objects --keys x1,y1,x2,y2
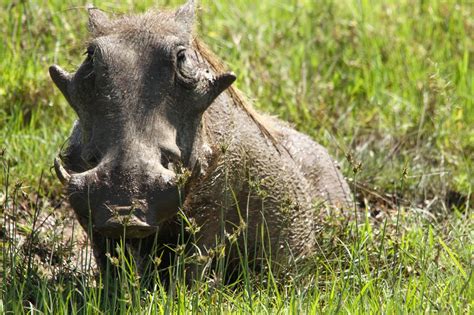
[{"x1": 50, "y1": 0, "x2": 235, "y2": 238}]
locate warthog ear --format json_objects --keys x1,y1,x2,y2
[
  {"x1": 174, "y1": 0, "x2": 195, "y2": 33},
  {"x1": 87, "y1": 6, "x2": 110, "y2": 35}
]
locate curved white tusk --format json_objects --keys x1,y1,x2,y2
[{"x1": 54, "y1": 157, "x2": 71, "y2": 185}]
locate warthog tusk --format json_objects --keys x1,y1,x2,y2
[{"x1": 54, "y1": 157, "x2": 71, "y2": 184}]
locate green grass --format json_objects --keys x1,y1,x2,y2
[{"x1": 1, "y1": 0, "x2": 473, "y2": 313}]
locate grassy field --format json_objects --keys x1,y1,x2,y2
[{"x1": 1, "y1": 0, "x2": 473, "y2": 313}]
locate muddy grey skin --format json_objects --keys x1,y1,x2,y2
[{"x1": 50, "y1": 0, "x2": 352, "y2": 281}]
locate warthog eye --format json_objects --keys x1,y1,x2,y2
[
  {"x1": 177, "y1": 48, "x2": 187, "y2": 63},
  {"x1": 175, "y1": 47, "x2": 196, "y2": 89}
]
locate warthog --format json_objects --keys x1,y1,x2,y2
[{"x1": 50, "y1": 0, "x2": 352, "y2": 281}]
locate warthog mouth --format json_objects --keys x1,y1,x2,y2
[
  {"x1": 94, "y1": 205, "x2": 159, "y2": 238},
  {"x1": 54, "y1": 156, "x2": 176, "y2": 239},
  {"x1": 94, "y1": 217, "x2": 159, "y2": 238}
]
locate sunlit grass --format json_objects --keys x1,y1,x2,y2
[{"x1": 0, "y1": 0, "x2": 472, "y2": 313}]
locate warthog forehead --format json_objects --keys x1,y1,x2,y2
[{"x1": 89, "y1": 11, "x2": 190, "y2": 40}]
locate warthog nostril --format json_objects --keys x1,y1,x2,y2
[
  {"x1": 110, "y1": 206, "x2": 137, "y2": 216},
  {"x1": 109, "y1": 203, "x2": 148, "y2": 218}
]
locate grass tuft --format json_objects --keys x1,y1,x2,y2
[{"x1": 1, "y1": 0, "x2": 472, "y2": 313}]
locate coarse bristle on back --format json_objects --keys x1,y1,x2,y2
[{"x1": 192, "y1": 38, "x2": 282, "y2": 151}]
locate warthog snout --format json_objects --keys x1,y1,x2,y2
[{"x1": 54, "y1": 154, "x2": 181, "y2": 238}]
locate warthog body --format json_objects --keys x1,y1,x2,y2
[{"x1": 50, "y1": 0, "x2": 351, "y2": 280}]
